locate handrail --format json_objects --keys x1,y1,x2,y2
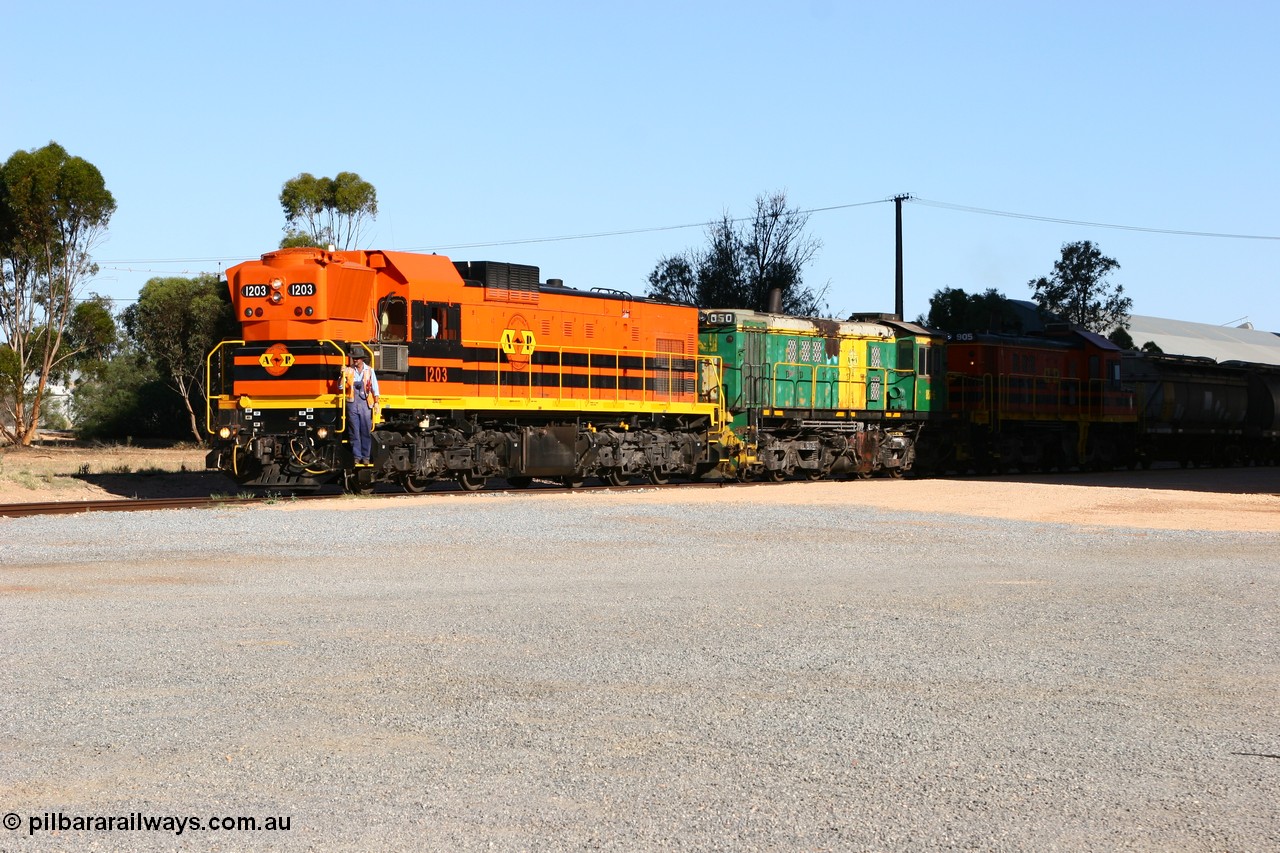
[
  {"x1": 204, "y1": 338, "x2": 349, "y2": 436},
  {"x1": 767, "y1": 361, "x2": 842, "y2": 414},
  {"x1": 460, "y1": 338, "x2": 718, "y2": 409},
  {"x1": 205, "y1": 339, "x2": 244, "y2": 435},
  {"x1": 945, "y1": 370, "x2": 1135, "y2": 424},
  {"x1": 321, "y1": 339, "x2": 350, "y2": 433},
  {"x1": 760, "y1": 360, "x2": 911, "y2": 413}
]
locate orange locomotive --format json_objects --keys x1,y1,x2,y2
[{"x1": 206, "y1": 247, "x2": 725, "y2": 492}]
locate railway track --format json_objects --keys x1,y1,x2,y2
[
  {"x1": 0, "y1": 494, "x2": 274, "y2": 517},
  {"x1": 0, "y1": 478, "x2": 754, "y2": 518},
  {"x1": 3, "y1": 465, "x2": 1273, "y2": 519}
]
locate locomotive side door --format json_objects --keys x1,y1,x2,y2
[
  {"x1": 865, "y1": 341, "x2": 889, "y2": 412},
  {"x1": 914, "y1": 342, "x2": 937, "y2": 414},
  {"x1": 890, "y1": 338, "x2": 915, "y2": 411},
  {"x1": 740, "y1": 327, "x2": 768, "y2": 409}
]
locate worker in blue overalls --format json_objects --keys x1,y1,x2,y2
[{"x1": 340, "y1": 346, "x2": 380, "y2": 466}]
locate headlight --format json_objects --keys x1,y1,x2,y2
[
  {"x1": 315, "y1": 426, "x2": 329, "y2": 440},
  {"x1": 218, "y1": 426, "x2": 233, "y2": 439}
]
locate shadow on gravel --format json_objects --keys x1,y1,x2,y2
[
  {"x1": 70, "y1": 465, "x2": 1280, "y2": 500},
  {"x1": 75, "y1": 471, "x2": 243, "y2": 499},
  {"x1": 930, "y1": 464, "x2": 1280, "y2": 496}
]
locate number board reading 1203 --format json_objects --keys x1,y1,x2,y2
[{"x1": 241, "y1": 283, "x2": 316, "y2": 298}]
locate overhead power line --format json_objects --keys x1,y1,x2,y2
[
  {"x1": 413, "y1": 199, "x2": 888, "y2": 252},
  {"x1": 910, "y1": 198, "x2": 1280, "y2": 241},
  {"x1": 91, "y1": 196, "x2": 1279, "y2": 273},
  {"x1": 95, "y1": 200, "x2": 891, "y2": 269}
]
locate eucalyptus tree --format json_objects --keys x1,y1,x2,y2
[
  {"x1": 279, "y1": 171, "x2": 378, "y2": 249},
  {"x1": 0, "y1": 142, "x2": 115, "y2": 444}
]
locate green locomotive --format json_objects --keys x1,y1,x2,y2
[{"x1": 698, "y1": 310, "x2": 943, "y2": 479}]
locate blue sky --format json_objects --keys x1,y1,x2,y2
[{"x1": 5, "y1": 0, "x2": 1277, "y2": 332}]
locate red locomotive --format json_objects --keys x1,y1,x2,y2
[{"x1": 923, "y1": 325, "x2": 1136, "y2": 473}]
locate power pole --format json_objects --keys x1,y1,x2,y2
[{"x1": 893, "y1": 194, "x2": 912, "y2": 320}]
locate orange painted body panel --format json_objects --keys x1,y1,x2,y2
[{"x1": 221, "y1": 248, "x2": 706, "y2": 412}]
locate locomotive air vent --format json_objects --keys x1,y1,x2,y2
[
  {"x1": 378, "y1": 343, "x2": 409, "y2": 374},
  {"x1": 457, "y1": 261, "x2": 541, "y2": 304}
]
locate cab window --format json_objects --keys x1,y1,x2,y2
[
  {"x1": 426, "y1": 303, "x2": 459, "y2": 341},
  {"x1": 378, "y1": 296, "x2": 408, "y2": 342}
]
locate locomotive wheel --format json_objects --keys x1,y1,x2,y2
[
  {"x1": 458, "y1": 472, "x2": 487, "y2": 492},
  {"x1": 887, "y1": 467, "x2": 905, "y2": 479},
  {"x1": 805, "y1": 469, "x2": 824, "y2": 481},
  {"x1": 505, "y1": 476, "x2": 533, "y2": 489},
  {"x1": 559, "y1": 474, "x2": 585, "y2": 489},
  {"x1": 604, "y1": 469, "x2": 629, "y2": 487},
  {"x1": 648, "y1": 469, "x2": 670, "y2": 486},
  {"x1": 767, "y1": 469, "x2": 787, "y2": 482},
  {"x1": 401, "y1": 475, "x2": 431, "y2": 494},
  {"x1": 343, "y1": 470, "x2": 374, "y2": 496}
]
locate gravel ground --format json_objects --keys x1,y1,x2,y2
[{"x1": 1, "y1": 486, "x2": 1277, "y2": 852}]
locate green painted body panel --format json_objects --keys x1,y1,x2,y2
[{"x1": 698, "y1": 313, "x2": 941, "y2": 430}]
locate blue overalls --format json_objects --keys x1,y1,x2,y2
[{"x1": 346, "y1": 362, "x2": 378, "y2": 464}]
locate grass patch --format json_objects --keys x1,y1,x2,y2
[{"x1": 4, "y1": 469, "x2": 60, "y2": 490}]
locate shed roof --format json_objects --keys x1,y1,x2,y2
[{"x1": 1126, "y1": 315, "x2": 1280, "y2": 366}]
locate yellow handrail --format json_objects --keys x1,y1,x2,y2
[
  {"x1": 204, "y1": 338, "x2": 349, "y2": 436},
  {"x1": 204, "y1": 339, "x2": 244, "y2": 436},
  {"x1": 461, "y1": 338, "x2": 716, "y2": 408}
]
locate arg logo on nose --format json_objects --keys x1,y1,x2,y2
[{"x1": 259, "y1": 343, "x2": 295, "y2": 376}]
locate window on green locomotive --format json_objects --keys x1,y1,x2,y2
[
  {"x1": 917, "y1": 344, "x2": 938, "y2": 377},
  {"x1": 896, "y1": 338, "x2": 913, "y2": 372}
]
